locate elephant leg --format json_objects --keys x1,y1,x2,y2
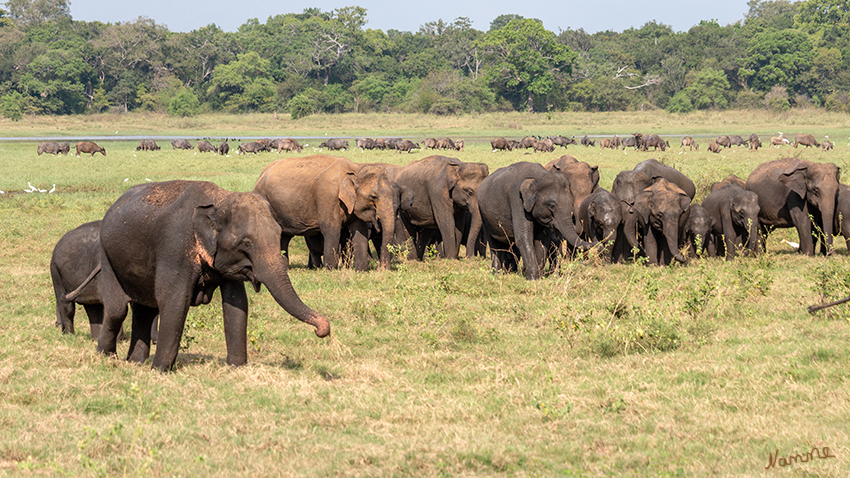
[
  {"x1": 304, "y1": 235, "x2": 324, "y2": 269},
  {"x1": 96, "y1": 262, "x2": 129, "y2": 357},
  {"x1": 321, "y1": 225, "x2": 343, "y2": 269},
  {"x1": 434, "y1": 202, "x2": 460, "y2": 259},
  {"x1": 513, "y1": 219, "x2": 540, "y2": 280},
  {"x1": 221, "y1": 280, "x2": 248, "y2": 367},
  {"x1": 127, "y1": 303, "x2": 157, "y2": 363},
  {"x1": 644, "y1": 229, "x2": 660, "y2": 265},
  {"x1": 56, "y1": 299, "x2": 76, "y2": 334},
  {"x1": 151, "y1": 315, "x2": 159, "y2": 344},
  {"x1": 82, "y1": 304, "x2": 103, "y2": 340},
  {"x1": 788, "y1": 199, "x2": 814, "y2": 255},
  {"x1": 348, "y1": 220, "x2": 371, "y2": 272},
  {"x1": 150, "y1": 301, "x2": 190, "y2": 372}
]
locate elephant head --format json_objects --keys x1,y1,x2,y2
[
  {"x1": 779, "y1": 160, "x2": 840, "y2": 252},
  {"x1": 193, "y1": 192, "x2": 330, "y2": 337},
  {"x1": 728, "y1": 189, "x2": 761, "y2": 256},
  {"x1": 447, "y1": 160, "x2": 489, "y2": 258},
  {"x1": 612, "y1": 170, "x2": 653, "y2": 211},
  {"x1": 520, "y1": 172, "x2": 593, "y2": 252},
  {"x1": 685, "y1": 204, "x2": 714, "y2": 257},
  {"x1": 625, "y1": 179, "x2": 691, "y2": 264},
  {"x1": 585, "y1": 190, "x2": 623, "y2": 250},
  {"x1": 546, "y1": 155, "x2": 600, "y2": 235},
  {"x1": 340, "y1": 164, "x2": 397, "y2": 269}
]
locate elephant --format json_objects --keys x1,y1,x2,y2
[
  {"x1": 478, "y1": 162, "x2": 594, "y2": 280},
  {"x1": 394, "y1": 155, "x2": 488, "y2": 260},
  {"x1": 701, "y1": 185, "x2": 761, "y2": 261},
  {"x1": 746, "y1": 158, "x2": 840, "y2": 255},
  {"x1": 318, "y1": 139, "x2": 349, "y2": 151},
  {"x1": 794, "y1": 134, "x2": 820, "y2": 148},
  {"x1": 171, "y1": 139, "x2": 194, "y2": 150},
  {"x1": 710, "y1": 174, "x2": 746, "y2": 192},
  {"x1": 491, "y1": 138, "x2": 513, "y2": 151},
  {"x1": 578, "y1": 188, "x2": 624, "y2": 262},
  {"x1": 198, "y1": 140, "x2": 217, "y2": 153},
  {"x1": 218, "y1": 142, "x2": 229, "y2": 155},
  {"x1": 633, "y1": 158, "x2": 696, "y2": 200},
  {"x1": 624, "y1": 179, "x2": 692, "y2": 265},
  {"x1": 254, "y1": 155, "x2": 397, "y2": 270},
  {"x1": 685, "y1": 204, "x2": 714, "y2": 258},
  {"x1": 544, "y1": 155, "x2": 600, "y2": 235},
  {"x1": 612, "y1": 170, "x2": 654, "y2": 209},
  {"x1": 38, "y1": 142, "x2": 62, "y2": 155},
  {"x1": 75, "y1": 141, "x2": 106, "y2": 157},
  {"x1": 51, "y1": 220, "x2": 109, "y2": 338},
  {"x1": 89, "y1": 180, "x2": 329, "y2": 372},
  {"x1": 52, "y1": 220, "x2": 154, "y2": 342},
  {"x1": 835, "y1": 184, "x2": 850, "y2": 249},
  {"x1": 681, "y1": 136, "x2": 698, "y2": 151}
]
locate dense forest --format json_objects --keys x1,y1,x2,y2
[{"x1": 0, "y1": 0, "x2": 848, "y2": 120}]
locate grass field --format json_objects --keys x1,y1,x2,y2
[{"x1": 0, "y1": 111, "x2": 848, "y2": 477}]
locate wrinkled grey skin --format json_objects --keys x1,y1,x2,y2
[
  {"x1": 835, "y1": 184, "x2": 850, "y2": 250},
  {"x1": 746, "y1": 158, "x2": 840, "y2": 255},
  {"x1": 633, "y1": 159, "x2": 696, "y2": 200},
  {"x1": 701, "y1": 185, "x2": 760, "y2": 261},
  {"x1": 478, "y1": 162, "x2": 594, "y2": 280},
  {"x1": 624, "y1": 179, "x2": 692, "y2": 265},
  {"x1": 94, "y1": 180, "x2": 329, "y2": 372},
  {"x1": 578, "y1": 188, "x2": 623, "y2": 262},
  {"x1": 684, "y1": 204, "x2": 714, "y2": 258}
]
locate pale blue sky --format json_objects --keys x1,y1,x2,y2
[{"x1": 69, "y1": 0, "x2": 750, "y2": 34}]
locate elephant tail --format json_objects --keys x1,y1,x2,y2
[{"x1": 64, "y1": 263, "x2": 101, "y2": 301}]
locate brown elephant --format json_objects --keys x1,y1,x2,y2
[
  {"x1": 701, "y1": 185, "x2": 761, "y2": 261},
  {"x1": 746, "y1": 158, "x2": 840, "y2": 255},
  {"x1": 624, "y1": 179, "x2": 692, "y2": 265},
  {"x1": 710, "y1": 174, "x2": 746, "y2": 192},
  {"x1": 544, "y1": 155, "x2": 600, "y2": 235},
  {"x1": 395, "y1": 155, "x2": 488, "y2": 260},
  {"x1": 578, "y1": 188, "x2": 623, "y2": 262},
  {"x1": 835, "y1": 184, "x2": 850, "y2": 249},
  {"x1": 254, "y1": 155, "x2": 397, "y2": 270}
]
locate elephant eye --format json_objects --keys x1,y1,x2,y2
[
  {"x1": 813, "y1": 188, "x2": 820, "y2": 196},
  {"x1": 241, "y1": 238, "x2": 253, "y2": 250}
]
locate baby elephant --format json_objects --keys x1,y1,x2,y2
[{"x1": 51, "y1": 221, "x2": 151, "y2": 341}]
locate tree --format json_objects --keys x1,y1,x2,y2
[
  {"x1": 684, "y1": 68, "x2": 731, "y2": 109},
  {"x1": 206, "y1": 51, "x2": 275, "y2": 112},
  {"x1": 4, "y1": 0, "x2": 69, "y2": 26},
  {"x1": 0, "y1": 90, "x2": 24, "y2": 119},
  {"x1": 167, "y1": 87, "x2": 200, "y2": 117},
  {"x1": 739, "y1": 29, "x2": 814, "y2": 91},
  {"x1": 477, "y1": 18, "x2": 576, "y2": 112},
  {"x1": 489, "y1": 14, "x2": 523, "y2": 32}
]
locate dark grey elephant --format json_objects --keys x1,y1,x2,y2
[
  {"x1": 624, "y1": 179, "x2": 692, "y2": 265},
  {"x1": 89, "y1": 180, "x2": 329, "y2": 372},
  {"x1": 395, "y1": 156, "x2": 489, "y2": 260},
  {"x1": 684, "y1": 204, "x2": 714, "y2": 258},
  {"x1": 578, "y1": 188, "x2": 623, "y2": 262},
  {"x1": 746, "y1": 158, "x2": 840, "y2": 255},
  {"x1": 478, "y1": 162, "x2": 594, "y2": 280},
  {"x1": 633, "y1": 158, "x2": 696, "y2": 200},
  {"x1": 701, "y1": 185, "x2": 760, "y2": 260},
  {"x1": 835, "y1": 184, "x2": 850, "y2": 249}
]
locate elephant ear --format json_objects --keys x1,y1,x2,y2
[
  {"x1": 779, "y1": 164, "x2": 809, "y2": 198},
  {"x1": 590, "y1": 165, "x2": 600, "y2": 188},
  {"x1": 396, "y1": 183, "x2": 415, "y2": 211},
  {"x1": 679, "y1": 193, "x2": 691, "y2": 212},
  {"x1": 588, "y1": 200, "x2": 597, "y2": 220},
  {"x1": 520, "y1": 178, "x2": 537, "y2": 213},
  {"x1": 445, "y1": 158, "x2": 462, "y2": 192},
  {"x1": 339, "y1": 172, "x2": 358, "y2": 214},
  {"x1": 633, "y1": 192, "x2": 652, "y2": 225},
  {"x1": 192, "y1": 204, "x2": 217, "y2": 267}
]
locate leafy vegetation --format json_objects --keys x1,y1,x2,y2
[{"x1": 3, "y1": 1, "x2": 850, "y2": 119}]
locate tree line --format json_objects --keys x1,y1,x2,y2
[{"x1": 1, "y1": 0, "x2": 848, "y2": 120}]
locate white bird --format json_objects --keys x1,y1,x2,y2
[
  {"x1": 124, "y1": 178, "x2": 129, "y2": 182},
  {"x1": 114, "y1": 130, "x2": 118, "y2": 134},
  {"x1": 27, "y1": 181, "x2": 35, "y2": 191},
  {"x1": 48, "y1": 184, "x2": 55, "y2": 193},
  {"x1": 781, "y1": 239, "x2": 799, "y2": 249},
  {"x1": 145, "y1": 178, "x2": 151, "y2": 182},
  {"x1": 0, "y1": 190, "x2": 4, "y2": 194}
]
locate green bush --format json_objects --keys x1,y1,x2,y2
[
  {"x1": 0, "y1": 91, "x2": 25, "y2": 121},
  {"x1": 167, "y1": 88, "x2": 201, "y2": 117},
  {"x1": 665, "y1": 90, "x2": 693, "y2": 113},
  {"x1": 288, "y1": 92, "x2": 317, "y2": 120}
]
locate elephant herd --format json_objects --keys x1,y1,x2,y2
[{"x1": 50, "y1": 144, "x2": 845, "y2": 371}]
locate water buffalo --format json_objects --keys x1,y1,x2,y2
[
  {"x1": 551, "y1": 135, "x2": 577, "y2": 149},
  {"x1": 491, "y1": 138, "x2": 513, "y2": 151},
  {"x1": 728, "y1": 135, "x2": 747, "y2": 146},
  {"x1": 238, "y1": 142, "x2": 266, "y2": 154},
  {"x1": 715, "y1": 135, "x2": 732, "y2": 148},
  {"x1": 794, "y1": 134, "x2": 820, "y2": 148},
  {"x1": 770, "y1": 136, "x2": 790, "y2": 146},
  {"x1": 197, "y1": 140, "x2": 217, "y2": 153},
  {"x1": 136, "y1": 140, "x2": 160, "y2": 151},
  {"x1": 318, "y1": 139, "x2": 349, "y2": 151},
  {"x1": 395, "y1": 140, "x2": 420, "y2": 153},
  {"x1": 580, "y1": 135, "x2": 595, "y2": 147},
  {"x1": 533, "y1": 138, "x2": 554, "y2": 153},
  {"x1": 275, "y1": 138, "x2": 303, "y2": 153},
  {"x1": 436, "y1": 138, "x2": 457, "y2": 150},
  {"x1": 681, "y1": 136, "x2": 698, "y2": 151},
  {"x1": 749, "y1": 134, "x2": 762, "y2": 150},
  {"x1": 822, "y1": 140, "x2": 834, "y2": 151},
  {"x1": 38, "y1": 142, "x2": 62, "y2": 156},
  {"x1": 75, "y1": 141, "x2": 106, "y2": 157},
  {"x1": 357, "y1": 138, "x2": 379, "y2": 151},
  {"x1": 642, "y1": 134, "x2": 667, "y2": 151},
  {"x1": 171, "y1": 139, "x2": 194, "y2": 150},
  {"x1": 218, "y1": 142, "x2": 229, "y2": 155},
  {"x1": 707, "y1": 141, "x2": 721, "y2": 153}
]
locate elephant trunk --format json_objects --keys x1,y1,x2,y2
[
  {"x1": 555, "y1": 214, "x2": 594, "y2": 252},
  {"x1": 623, "y1": 207, "x2": 641, "y2": 253},
  {"x1": 256, "y1": 254, "x2": 330, "y2": 337},
  {"x1": 663, "y1": 218, "x2": 687, "y2": 263},
  {"x1": 746, "y1": 215, "x2": 760, "y2": 256},
  {"x1": 376, "y1": 201, "x2": 395, "y2": 270},
  {"x1": 465, "y1": 198, "x2": 483, "y2": 259},
  {"x1": 821, "y1": 205, "x2": 836, "y2": 252}
]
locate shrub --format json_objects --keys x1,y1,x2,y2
[
  {"x1": 0, "y1": 91, "x2": 24, "y2": 121},
  {"x1": 666, "y1": 90, "x2": 693, "y2": 113},
  {"x1": 167, "y1": 88, "x2": 201, "y2": 117}
]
